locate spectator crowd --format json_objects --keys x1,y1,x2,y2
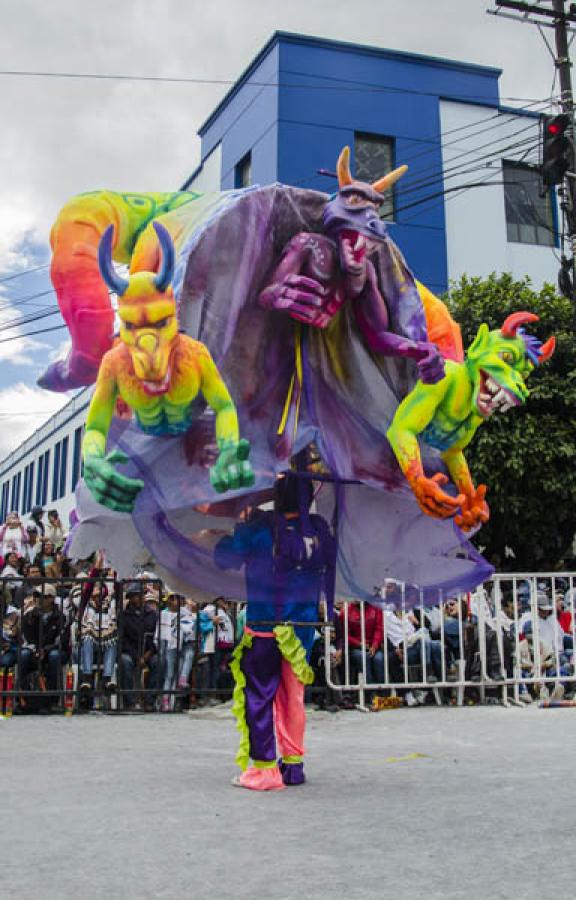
[{"x1": 1, "y1": 506, "x2": 575, "y2": 714}]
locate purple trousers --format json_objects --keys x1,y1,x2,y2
[{"x1": 240, "y1": 632, "x2": 305, "y2": 763}]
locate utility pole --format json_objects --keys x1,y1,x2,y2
[{"x1": 489, "y1": 0, "x2": 576, "y2": 299}]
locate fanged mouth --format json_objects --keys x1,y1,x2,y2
[
  {"x1": 477, "y1": 369, "x2": 521, "y2": 417},
  {"x1": 339, "y1": 229, "x2": 378, "y2": 266},
  {"x1": 141, "y1": 362, "x2": 172, "y2": 396}
]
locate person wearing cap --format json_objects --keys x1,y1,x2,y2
[
  {"x1": 29, "y1": 506, "x2": 45, "y2": 537},
  {"x1": 21, "y1": 583, "x2": 71, "y2": 694},
  {"x1": 119, "y1": 582, "x2": 158, "y2": 710},
  {"x1": 520, "y1": 592, "x2": 565, "y2": 655}
]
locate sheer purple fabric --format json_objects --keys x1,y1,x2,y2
[{"x1": 68, "y1": 185, "x2": 492, "y2": 604}]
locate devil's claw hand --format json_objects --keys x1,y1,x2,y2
[
  {"x1": 454, "y1": 484, "x2": 490, "y2": 532},
  {"x1": 84, "y1": 449, "x2": 145, "y2": 513},
  {"x1": 259, "y1": 274, "x2": 326, "y2": 323},
  {"x1": 210, "y1": 439, "x2": 255, "y2": 494},
  {"x1": 415, "y1": 342, "x2": 445, "y2": 385},
  {"x1": 410, "y1": 473, "x2": 465, "y2": 520}
]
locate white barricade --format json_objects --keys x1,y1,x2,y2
[{"x1": 323, "y1": 572, "x2": 576, "y2": 709}]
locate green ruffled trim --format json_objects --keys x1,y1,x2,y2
[
  {"x1": 230, "y1": 631, "x2": 253, "y2": 771},
  {"x1": 274, "y1": 625, "x2": 314, "y2": 686}
]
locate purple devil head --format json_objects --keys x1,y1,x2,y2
[{"x1": 322, "y1": 146, "x2": 407, "y2": 272}]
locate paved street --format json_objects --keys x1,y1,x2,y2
[{"x1": 2, "y1": 704, "x2": 574, "y2": 900}]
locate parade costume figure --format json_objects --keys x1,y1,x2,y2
[
  {"x1": 215, "y1": 475, "x2": 335, "y2": 790},
  {"x1": 45, "y1": 171, "x2": 490, "y2": 603},
  {"x1": 81, "y1": 221, "x2": 254, "y2": 510},
  {"x1": 387, "y1": 312, "x2": 555, "y2": 530}
]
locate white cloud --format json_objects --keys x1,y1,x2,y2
[
  {"x1": 0, "y1": 297, "x2": 52, "y2": 366},
  {"x1": 0, "y1": 382, "x2": 70, "y2": 458}
]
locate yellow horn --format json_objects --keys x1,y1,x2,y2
[
  {"x1": 372, "y1": 164, "x2": 408, "y2": 194},
  {"x1": 336, "y1": 146, "x2": 353, "y2": 188}
]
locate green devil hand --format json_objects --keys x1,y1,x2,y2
[
  {"x1": 210, "y1": 438, "x2": 255, "y2": 494},
  {"x1": 84, "y1": 449, "x2": 145, "y2": 513}
]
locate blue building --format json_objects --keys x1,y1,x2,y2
[{"x1": 185, "y1": 31, "x2": 513, "y2": 295}]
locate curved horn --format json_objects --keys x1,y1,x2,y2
[
  {"x1": 336, "y1": 146, "x2": 353, "y2": 188},
  {"x1": 538, "y1": 336, "x2": 556, "y2": 363},
  {"x1": 501, "y1": 311, "x2": 539, "y2": 338},
  {"x1": 372, "y1": 164, "x2": 408, "y2": 194},
  {"x1": 98, "y1": 225, "x2": 129, "y2": 296},
  {"x1": 153, "y1": 222, "x2": 175, "y2": 293}
]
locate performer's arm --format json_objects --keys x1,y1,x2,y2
[{"x1": 214, "y1": 522, "x2": 254, "y2": 570}]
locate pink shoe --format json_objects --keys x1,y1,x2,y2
[
  {"x1": 161, "y1": 697, "x2": 171, "y2": 712},
  {"x1": 231, "y1": 766, "x2": 285, "y2": 791}
]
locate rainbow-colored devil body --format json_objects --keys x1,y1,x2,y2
[
  {"x1": 387, "y1": 312, "x2": 555, "y2": 531},
  {"x1": 81, "y1": 221, "x2": 254, "y2": 512}
]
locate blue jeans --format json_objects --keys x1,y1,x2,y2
[
  {"x1": 119, "y1": 653, "x2": 158, "y2": 707},
  {"x1": 350, "y1": 647, "x2": 384, "y2": 685},
  {"x1": 178, "y1": 644, "x2": 195, "y2": 685},
  {"x1": 0, "y1": 649, "x2": 18, "y2": 668},
  {"x1": 80, "y1": 640, "x2": 117, "y2": 679},
  {"x1": 159, "y1": 643, "x2": 178, "y2": 692},
  {"x1": 406, "y1": 639, "x2": 443, "y2": 678},
  {"x1": 442, "y1": 619, "x2": 464, "y2": 661}
]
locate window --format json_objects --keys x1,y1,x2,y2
[
  {"x1": 59, "y1": 436, "x2": 69, "y2": 499},
  {"x1": 36, "y1": 450, "x2": 50, "y2": 507},
  {"x1": 0, "y1": 482, "x2": 9, "y2": 522},
  {"x1": 354, "y1": 133, "x2": 396, "y2": 221},
  {"x1": 503, "y1": 160, "x2": 555, "y2": 247},
  {"x1": 72, "y1": 426, "x2": 83, "y2": 489},
  {"x1": 10, "y1": 472, "x2": 21, "y2": 512},
  {"x1": 22, "y1": 461, "x2": 34, "y2": 514},
  {"x1": 234, "y1": 152, "x2": 251, "y2": 189},
  {"x1": 51, "y1": 442, "x2": 61, "y2": 502},
  {"x1": 51, "y1": 437, "x2": 69, "y2": 502}
]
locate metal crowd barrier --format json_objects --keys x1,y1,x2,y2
[
  {"x1": 0, "y1": 576, "x2": 237, "y2": 715},
  {"x1": 323, "y1": 573, "x2": 576, "y2": 709},
  {"x1": 2, "y1": 572, "x2": 575, "y2": 714}
]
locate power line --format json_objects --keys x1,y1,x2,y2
[
  {"x1": 0, "y1": 323, "x2": 68, "y2": 346},
  {"x1": 0, "y1": 264, "x2": 49, "y2": 285},
  {"x1": 0, "y1": 66, "x2": 552, "y2": 104}
]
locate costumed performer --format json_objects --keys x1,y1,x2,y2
[{"x1": 215, "y1": 473, "x2": 336, "y2": 791}]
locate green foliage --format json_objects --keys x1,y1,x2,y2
[{"x1": 444, "y1": 272, "x2": 576, "y2": 571}]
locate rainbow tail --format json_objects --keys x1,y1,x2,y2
[{"x1": 38, "y1": 190, "x2": 190, "y2": 391}]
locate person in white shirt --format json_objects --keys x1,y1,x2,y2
[
  {"x1": 383, "y1": 608, "x2": 443, "y2": 683},
  {"x1": 520, "y1": 593, "x2": 565, "y2": 655},
  {"x1": 157, "y1": 593, "x2": 183, "y2": 711},
  {"x1": 25, "y1": 527, "x2": 42, "y2": 564},
  {"x1": 45, "y1": 509, "x2": 66, "y2": 550},
  {"x1": 0, "y1": 512, "x2": 28, "y2": 558}
]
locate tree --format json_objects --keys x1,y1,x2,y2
[{"x1": 444, "y1": 272, "x2": 576, "y2": 571}]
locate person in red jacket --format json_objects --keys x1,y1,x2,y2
[{"x1": 339, "y1": 601, "x2": 386, "y2": 687}]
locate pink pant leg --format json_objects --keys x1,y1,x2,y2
[{"x1": 273, "y1": 658, "x2": 306, "y2": 760}]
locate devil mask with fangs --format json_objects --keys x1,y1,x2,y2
[{"x1": 322, "y1": 146, "x2": 407, "y2": 271}]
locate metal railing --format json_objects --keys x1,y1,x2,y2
[
  {"x1": 2, "y1": 571, "x2": 575, "y2": 714},
  {"x1": 323, "y1": 572, "x2": 576, "y2": 709},
  {"x1": 0, "y1": 575, "x2": 236, "y2": 715}
]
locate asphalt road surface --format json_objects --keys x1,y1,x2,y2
[{"x1": 2, "y1": 704, "x2": 574, "y2": 900}]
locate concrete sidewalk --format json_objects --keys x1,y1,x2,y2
[{"x1": 2, "y1": 705, "x2": 574, "y2": 900}]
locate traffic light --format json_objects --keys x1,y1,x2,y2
[{"x1": 541, "y1": 114, "x2": 572, "y2": 187}]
